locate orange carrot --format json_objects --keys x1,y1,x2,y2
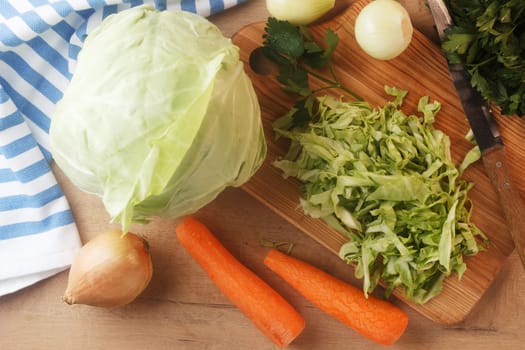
[
  {"x1": 264, "y1": 248, "x2": 408, "y2": 346},
  {"x1": 175, "y1": 217, "x2": 305, "y2": 348}
]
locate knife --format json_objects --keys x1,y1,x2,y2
[{"x1": 428, "y1": 0, "x2": 525, "y2": 269}]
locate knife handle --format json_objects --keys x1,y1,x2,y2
[{"x1": 482, "y1": 145, "x2": 525, "y2": 269}]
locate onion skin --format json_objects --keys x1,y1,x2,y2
[{"x1": 63, "y1": 230, "x2": 153, "y2": 308}]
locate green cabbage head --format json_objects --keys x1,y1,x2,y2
[{"x1": 50, "y1": 6, "x2": 266, "y2": 231}]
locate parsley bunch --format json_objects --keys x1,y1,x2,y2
[
  {"x1": 260, "y1": 18, "x2": 363, "y2": 126},
  {"x1": 442, "y1": 0, "x2": 525, "y2": 117}
]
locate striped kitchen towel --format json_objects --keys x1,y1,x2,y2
[{"x1": 0, "y1": 0, "x2": 247, "y2": 297}]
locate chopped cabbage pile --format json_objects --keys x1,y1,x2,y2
[{"x1": 273, "y1": 87, "x2": 486, "y2": 303}]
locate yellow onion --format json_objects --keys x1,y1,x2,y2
[
  {"x1": 63, "y1": 229, "x2": 153, "y2": 307},
  {"x1": 266, "y1": 0, "x2": 335, "y2": 25}
]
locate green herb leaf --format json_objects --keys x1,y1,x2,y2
[
  {"x1": 261, "y1": 17, "x2": 362, "y2": 101},
  {"x1": 263, "y1": 17, "x2": 304, "y2": 60},
  {"x1": 276, "y1": 62, "x2": 310, "y2": 96},
  {"x1": 304, "y1": 29, "x2": 339, "y2": 69},
  {"x1": 291, "y1": 97, "x2": 314, "y2": 127},
  {"x1": 442, "y1": 0, "x2": 525, "y2": 117}
]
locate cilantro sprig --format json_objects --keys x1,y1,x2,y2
[
  {"x1": 260, "y1": 17, "x2": 363, "y2": 121},
  {"x1": 442, "y1": 0, "x2": 525, "y2": 117}
]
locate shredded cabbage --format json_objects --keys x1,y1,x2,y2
[
  {"x1": 50, "y1": 6, "x2": 266, "y2": 231},
  {"x1": 273, "y1": 87, "x2": 487, "y2": 304}
]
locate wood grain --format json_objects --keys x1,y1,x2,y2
[
  {"x1": 232, "y1": 0, "x2": 522, "y2": 325},
  {"x1": 2, "y1": 1, "x2": 525, "y2": 350}
]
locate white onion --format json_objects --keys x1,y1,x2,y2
[
  {"x1": 265, "y1": 0, "x2": 335, "y2": 25},
  {"x1": 354, "y1": 0, "x2": 413, "y2": 60}
]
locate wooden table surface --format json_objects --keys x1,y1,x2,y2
[{"x1": 1, "y1": 1, "x2": 524, "y2": 349}]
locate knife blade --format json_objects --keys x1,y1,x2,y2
[{"x1": 428, "y1": 0, "x2": 525, "y2": 269}]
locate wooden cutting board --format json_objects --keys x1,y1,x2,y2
[{"x1": 232, "y1": 0, "x2": 524, "y2": 325}]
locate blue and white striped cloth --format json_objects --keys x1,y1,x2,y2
[{"x1": 0, "y1": 0, "x2": 246, "y2": 296}]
